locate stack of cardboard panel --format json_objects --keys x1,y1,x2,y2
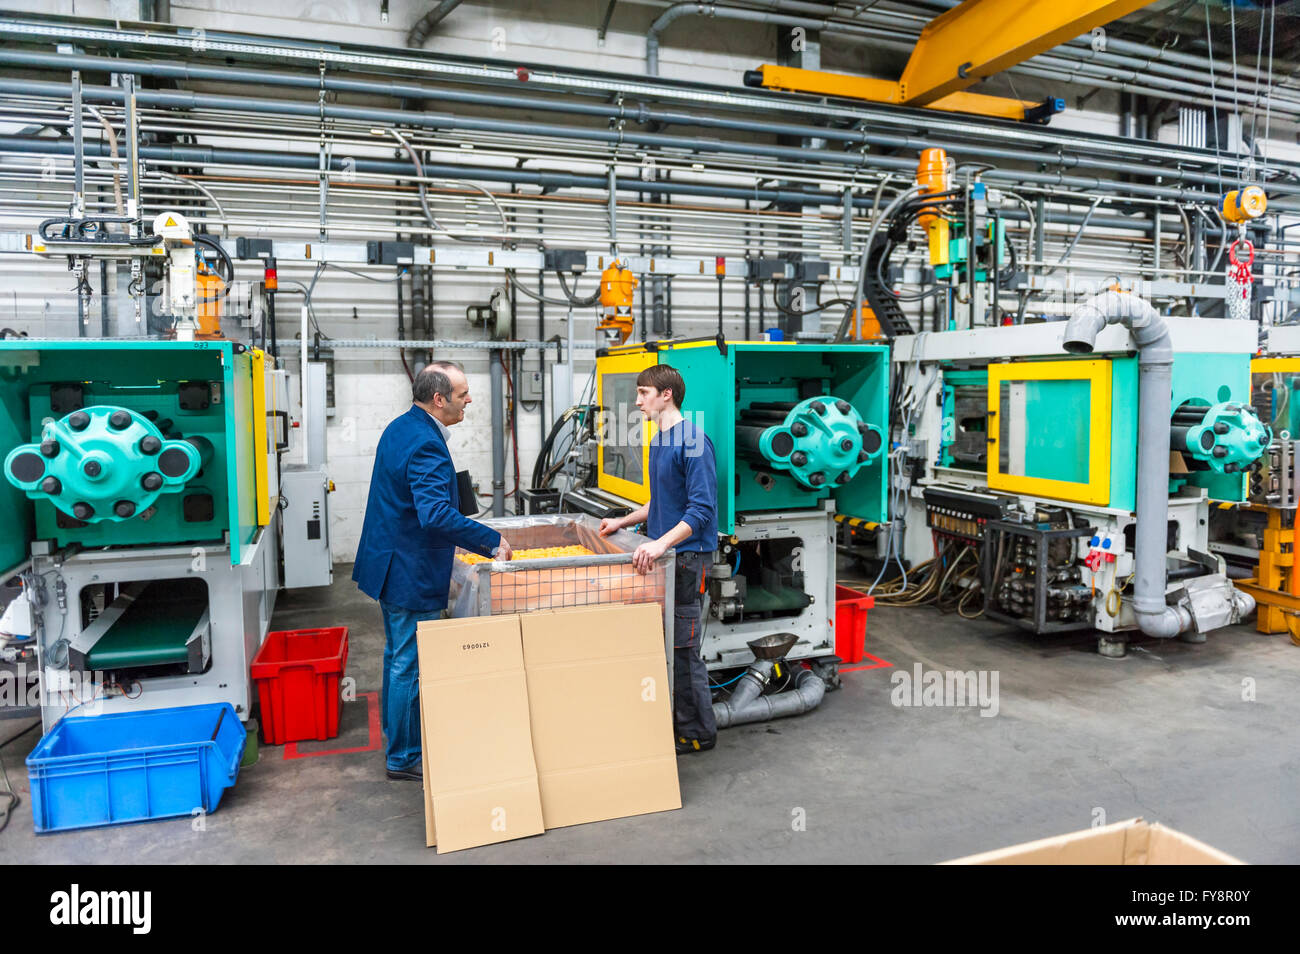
[{"x1": 416, "y1": 602, "x2": 681, "y2": 853}]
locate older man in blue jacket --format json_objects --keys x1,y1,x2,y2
[{"x1": 353, "y1": 361, "x2": 512, "y2": 780}]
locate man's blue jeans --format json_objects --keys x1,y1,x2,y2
[{"x1": 380, "y1": 601, "x2": 441, "y2": 772}]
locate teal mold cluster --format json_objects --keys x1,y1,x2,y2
[{"x1": 5, "y1": 405, "x2": 204, "y2": 521}]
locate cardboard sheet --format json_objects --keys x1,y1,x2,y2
[
  {"x1": 416, "y1": 615, "x2": 544, "y2": 853},
  {"x1": 520, "y1": 603, "x2": 681, "y2": 829}
]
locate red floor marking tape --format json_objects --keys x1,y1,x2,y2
[
  {"x1": 838, "y1": 652, "x2": 893, "y2": 673},
  {"x1": 283, "y1": 691, "x2": 381, "y2": 760}
]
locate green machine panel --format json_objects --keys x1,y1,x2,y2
[
  {"x1": 0, "y1": 340, "x2": 259, "y2": 567},
  {"x1": 950, "y1": 351, "x2": 1256, "y2": 511},
  {"x1": 648, "y1": 340, "x2": 889, "y2": 534},
  {"x1": 1109, "y1": 352, "x2": 1255, "y2": 509}
]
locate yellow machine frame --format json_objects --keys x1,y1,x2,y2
[
  {"x1": 986, "y1": 359, "x2": 1112, "y2": 506},
  {"x1": 595, "y1": 349, "x2": 658, "y2": 504},
  {"x1": 250, "y1": 348, "x2": 273, "y2": 527},
  {"x1": 1249, "y1": 357, "x2": 1300, "y2": 375}
]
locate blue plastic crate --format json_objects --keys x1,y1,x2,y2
[{"x1": 26, "y1": 703, "x2": 246, "y2": 833}]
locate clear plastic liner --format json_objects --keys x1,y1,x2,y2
[{"x1": 448, "y1": 515, "x2": 675, "y2": 637}]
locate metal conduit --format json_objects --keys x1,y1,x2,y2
[
  {"x1": 8, "y1": 130, "x2": 1274, "y2": 230},
  {"x1": 0, "y1": 80, "x2": 1277, "y2": 209},
  {"x1": 0, "y1": 23, "x2": 1279, "y2": 180},
  {"x1": 0, "y1": 49, "x2": 1290, "y2": 200}
]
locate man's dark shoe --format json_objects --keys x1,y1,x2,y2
[
  {"x1": 675, "y1": 736, "x2": 717, "y2": 755},
  {"x1": 386, "y1": 763, "x2": 423, "y2": 781}
]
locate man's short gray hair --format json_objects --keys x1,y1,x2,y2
[{"x1": 412, "y1": 360, "x2": 463, "y2": 404}]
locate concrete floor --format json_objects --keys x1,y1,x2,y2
[{"x1": 3, "y1": 564, "x2": 1298, "y2": 864}]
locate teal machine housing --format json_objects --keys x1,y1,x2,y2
[
  {"x1": 938, "y1": 351, "x2": 1262, "y2": 506},
  {"x1": 659, "y1": 340, "x2": 890, "y2": 533},
  {"x1": 1105, "y1": 352, "x2": 1262, "y2": 505},
  {"x1": 1, "y1": 340, "x2": 275, "y2": 730},
  {"x1": 1, "y1": 340, "x2": 260, "y2": 569},
  {"x1": 596, "y1": 338, "x2": 890, "y2": 675}
]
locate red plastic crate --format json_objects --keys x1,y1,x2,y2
[
  {"x1": 251, "y1": 627, "x2": 348, "y2": 745},
  {"x1": 833, "y1": 586, "x2": 874, "y2": 664}
]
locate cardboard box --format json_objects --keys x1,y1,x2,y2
[
  {"x1": 521, "y1": 603, "x2": 681, "y2": 829},
  {"x1": 943, "y1": 817, "x2": 1244, "y2": 865},
  {"x1": 416, "y1": 615, "x2": 544, "y2": 853}
]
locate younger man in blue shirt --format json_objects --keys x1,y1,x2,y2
[{"x1": 600, "y1": 364, "x2": 718, "y2": 753}]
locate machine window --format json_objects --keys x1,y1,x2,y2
[{"x1": 602, "y1": 372, "x2": 644, "y2": 486}]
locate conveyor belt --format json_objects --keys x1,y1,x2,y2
[{"x1": 86, "y1": 578, "x2": 208, "y2": 670}]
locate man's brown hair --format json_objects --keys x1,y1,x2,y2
[{"x1": 636, "y1": 364, "x2": 685, "y2": 408}]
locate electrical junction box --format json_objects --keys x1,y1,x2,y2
[
  {"x1": 544, "y1": 248, "x2": 589, "y2": 273},
  {"x1": 280, "y1": 465, "x2": 332, "y2": 589},
  {"x1": 366, "y1": 241, "x2": 415, "y2": 265},
  {"x1": 523, "y1": 369, "x2": 544, "y2": 402}
]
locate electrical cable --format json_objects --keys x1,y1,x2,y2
[
  {"x1": 276, "y1": 279, "x2": 328, "y2": 340},
  {"x1": 1262, "y1": 2, "x2": 1276, "y2": 182},
  {"x1": 864, "y1": 333, "x2": 934, "y2": 596},
  {"x1": 709, "y1": 670, "x2": 746, "y2": 690},
  {"x1": 834, "y1": 184, "x2": 925, "y2": 343},
  {"x1": 381, "y1": 127, "x2": 513, "y2": 245},
  {"x1": 771, "y1": 282, "x2": 854, "y2": 318},
  {"x1": 859, "y1": 192, "x2": 965, "y2": 312},
  {"x1": 508, "y1": 270, "x2": 585, "y2": 308},
  {"x1": 1045, "y1": 195, "x2": 1103, "y2": 274},
  {"x1": 1001, "y1": 189, "x2": 1037, "y2": 264},
  {"x1": 82, "y1": 103, "x2": 123, "y2": 216},
  {"x1": 191, "y1": 232, "x2": 234, "y2": 285},
  {"x1": 555, "y1": 270, "x2": 601, "y2": 307},
  {"x1": 874, "y1": 244, "x2": 943, "y2": 303},
  {"x1": 325, "y1": 262, "x2": 406, "y2": 283},
  {"x1": 0, "y1": 718, "x2": 40, "y2": 835}
]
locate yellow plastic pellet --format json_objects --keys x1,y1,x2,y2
[{"x1": 456, "y1": 544, "x2": 595, "y2": 564}]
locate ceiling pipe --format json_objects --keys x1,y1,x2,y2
[
  {"x1": 648, "y1": 3, "x2": 841, "y2": 75},
  {"x1": 0, "y1": 133, "x2": 886, "y2": 210},
  {"x1": 7, "y1": 132, "x2": 1242, "y2": 231},
  {"x1": 7, "y1": 77, "x2": 1268, "y2": 207},
  {"x1": 0, "y1": 87, "x2": 1285, "y2": 211},
  {"x1": 1, "y1": 48, "x2": 1278, "y2": 192},
  {"x1": 0, "y1": 130, "x2": 1178, "y2": 236},
  {"x1": 407, "y1": 0, "x2": 465, "y2": 48},
  {"x1": 0, "y1": 19, "x2": 1277, "y2": 182},
  {"x1": 2, "y1": 61, "x2": 1288, "y2": 205}
]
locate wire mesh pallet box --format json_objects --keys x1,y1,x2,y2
[{"x1": 449, "y1": 514, "x2": 675, "y2": 677}]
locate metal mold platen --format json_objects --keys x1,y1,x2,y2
[{"x1": 747, "y1": 632, "x2": 799, "y2": 660}]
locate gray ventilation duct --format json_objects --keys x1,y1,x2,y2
[{"x1": 1061, "y1": 291, "x2": 1256, "y2": 642}]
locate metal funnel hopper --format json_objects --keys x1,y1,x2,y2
[{"x1": 747, "y1": 632, "x2": 798, "y2": 660}]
